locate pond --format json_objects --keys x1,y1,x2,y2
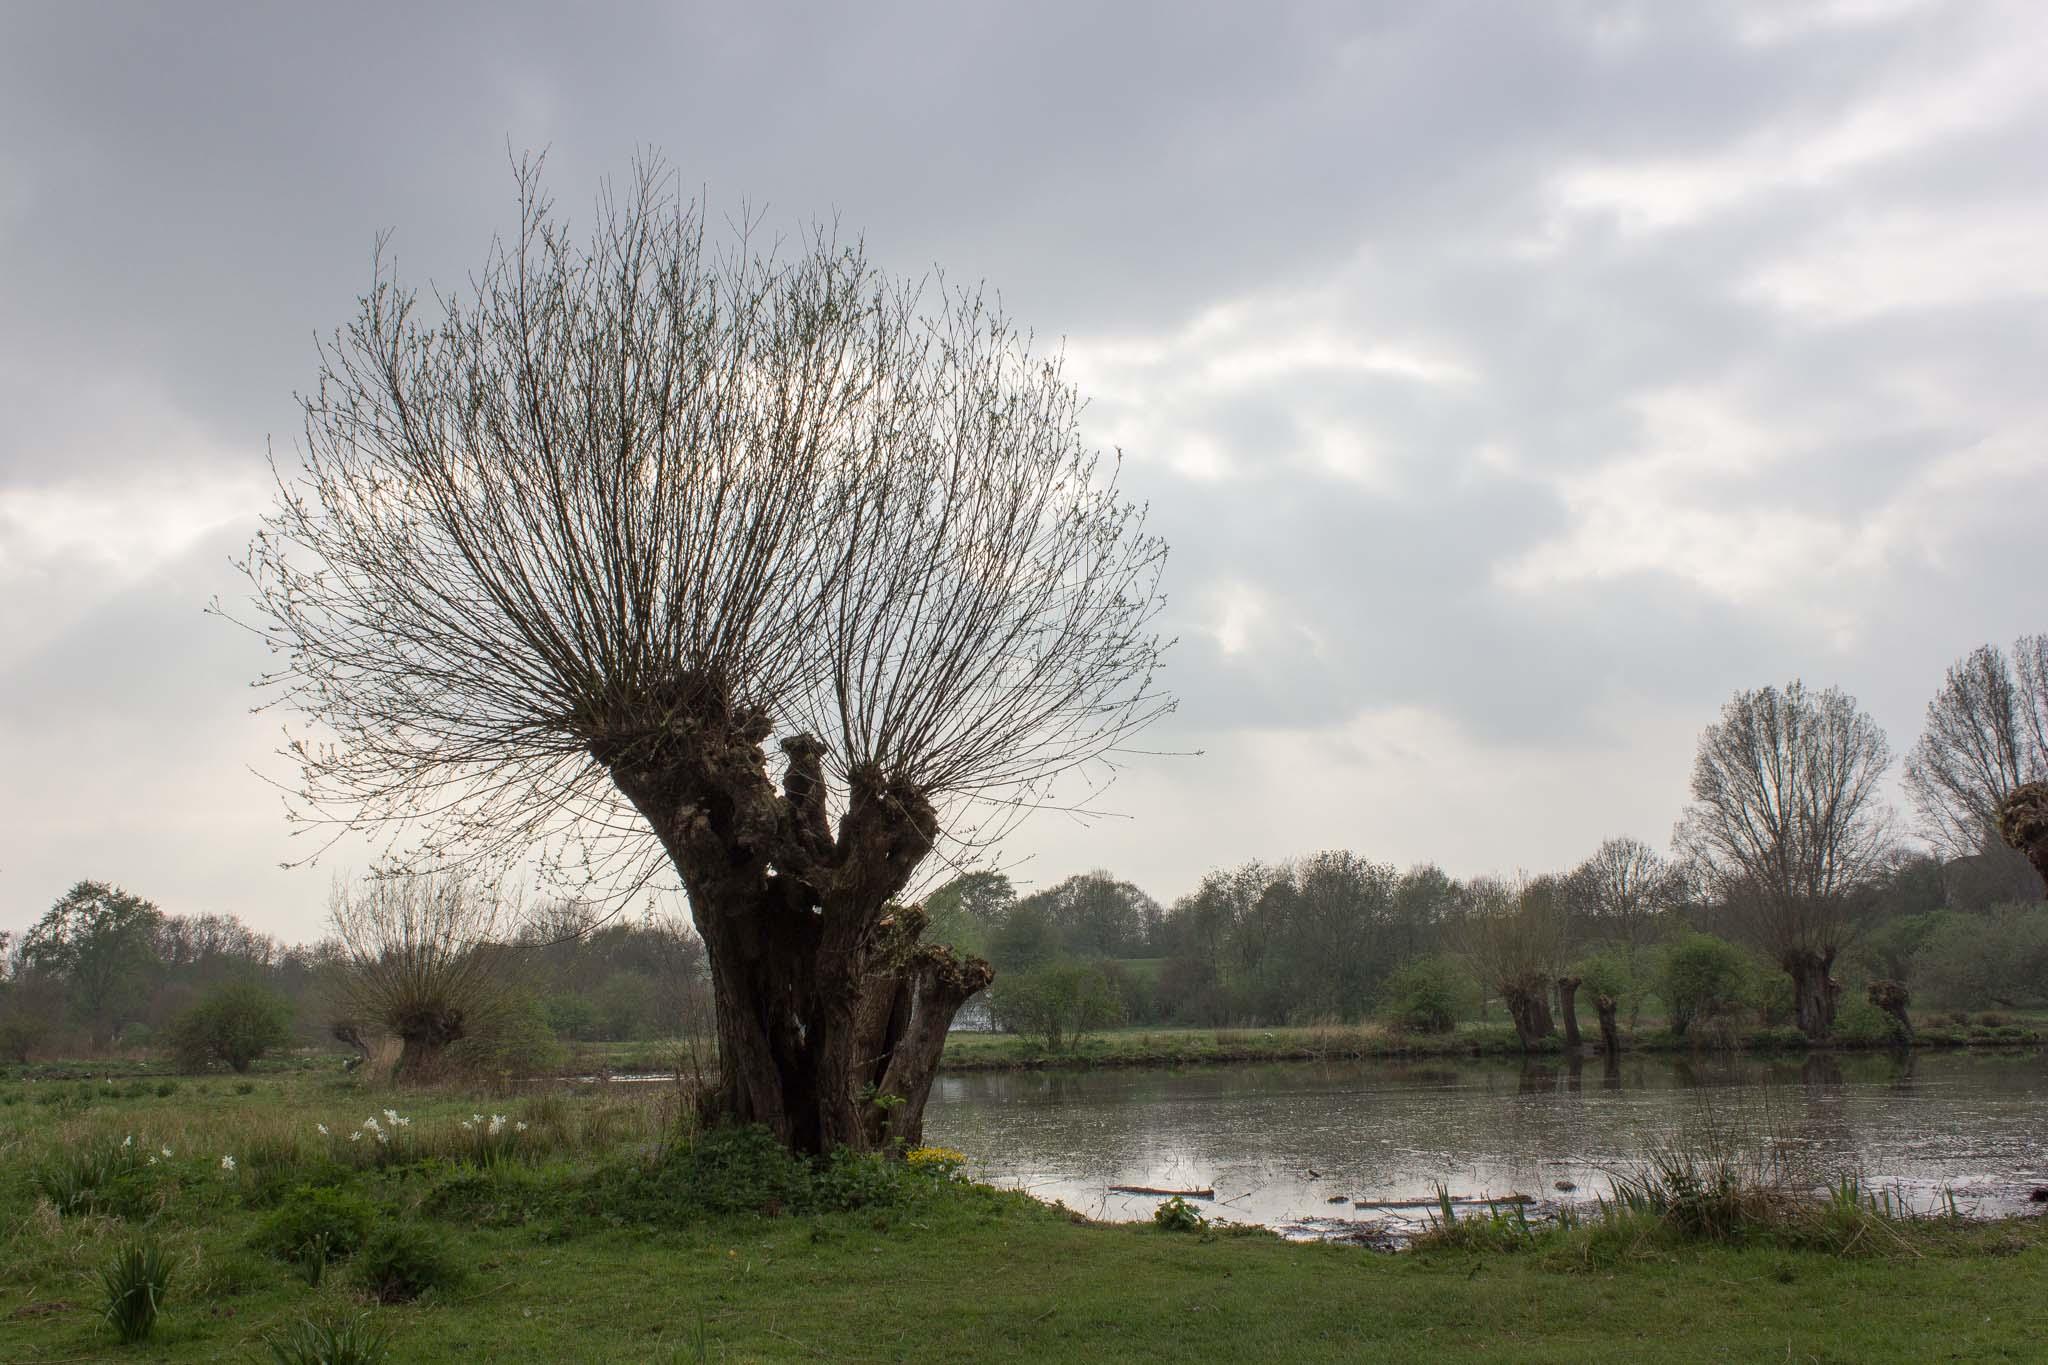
[{"x1": 920, "y1": 1050, "x2": 2048, "y2": 1243}]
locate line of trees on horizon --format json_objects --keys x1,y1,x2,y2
[
  {"x1": 931, "y1": 633, "x2": 2048, "y2": 1050},
  {"x1": 3, "y1": 635, "x2": 2043, "y2": 1066}
]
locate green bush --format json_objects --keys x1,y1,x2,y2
[
  {"x1": 1379, "y1": 955, "x2": 1478, "y2": 1034},
  {"x1": 99, "y1": 1240, "x2": 173, "y2": 1343},
  {"x1": 1832, "y1": 994, "x2": 1910, "y2": 1046},
  {"x1": 355, "y1": 1222, "x2": 460, "y2": 1303},
  {"x1": 1911, "y1": 906, "x2": 2048, "y2": 1010},
  {"x1": 257, "y1": 1186, "x2": 377, "y2": 1272},
  {"x1": 1659, "y1": 934, "x2": 1749, "y2": 1037},
  {"x1": 1152, "y1": 1195, "x2": 1207, "y2": 1232},
  {"x1": 444, "y1": 995, "x2": 566, "y2": 1079},
  {"x1": 986, "y1": 959, "x2": 1123, "y2": 1050},
  {"x1": 168, "y1": 980, "x2": 294, "y2": 1073},
  {"x1": 588, "y1": 1125, "x2": 948, "y2": 1226}
]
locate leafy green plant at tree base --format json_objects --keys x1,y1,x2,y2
[
  {"x1": 355, "y1": 1221, "x2": 461, "y2": 1303},
  {"x1": 266, "y1": 1314, "x2": 394, "y2": 1365},
  {"x1": 1152, "y1": 1195, "x2": 1207, "y2": 1232},
  {"x1": 100, "y1": 1239, "x2": 173, "y2": 1343}
]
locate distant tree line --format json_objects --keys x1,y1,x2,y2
[
  {"x1": 0, "y1": 878, "x2": 708, "y2": 1070},
  {"x1": 933, "y1": 633, "x2": 2048, "y2": 1049}
]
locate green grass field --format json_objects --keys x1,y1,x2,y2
[{"x1": 3, "y1": 1069, "x2": 2045, "y2": 1362}]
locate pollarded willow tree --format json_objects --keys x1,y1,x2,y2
[
  {"x1": 239, "y1": 160, "x2": 1173, "y2": 1152},
  {"x1": 1674, "y1": 682, "x2": 1894, "y2": 1040}
]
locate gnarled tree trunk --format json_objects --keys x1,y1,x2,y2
[
  {"x1": 1785, "y1": 948, "x2": 1839, "y2": 1041},
  {"x1": 1998, "y1": 782, "x2": 2048, "y2": 899},
  {"x1": 599, "y1": 691, "x2": 991, "y2": 1155},
  {"x1": 1594, "y1": 993, "x2": 1620, "y2": 1056},
  {"x1": 1556, "y1": 976, "x2": 1582, "y2": 1050},
  {"x1": 1501, "y1": 980, "x2": 1554, "y2": 1052}
]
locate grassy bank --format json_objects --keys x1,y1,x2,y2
[
  {"x1": 931, "y1": 1015, "x2": 2047, "y2": 1071},
  {"x1": 4, "y1": 1072, "x2": 2046, "y2": 1362}
]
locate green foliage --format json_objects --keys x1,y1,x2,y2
[
  {"x1": 1910, "y1": 906, "x2": 2048, "y2": 1010},
  {"x1": 33, "y1": 1140, "x2": 162, "y2": 1219},
  {"x1": 1658, "y1": 934, "x2": 1749, "y2": 1036},
  {"x1": 540, "y1": 992, "x2": 598, "y2": 1041},
  {"x1": 986, "y1": 959, "x2": 1123, "y2": 1050},
  {"x1": 1151, "y1": 1195, "x2": 1207, "y2": 1232},
  {"x1": 257, "y1": 1186, "x2": 376, "y2": 1271},
  {"x1": 99, "y1": 1239, "x2": 173, "y2": 1343},
  {"x1": 588, "y1": 1125, "x2": 954, "y2": 1226},
  {"x1": 266, "y1": 1314, "x2": 394, "y2": 1365},
  {"x1": 355, "y1": 1222, "x2": 461, "y2": 1303},
  {"x1": 1378, "y1": 955, "x2": 1477, "y2": 1034},
  {"x1": 169, "y1": 979, "x2": 295, "y2": 1072},
  {"x1": 1832, "y1": 994, "x2": 1910, "y2": 1046},
  {"x1": 594, "y1": 970, "x2": 657, "y2": 1040},
  {"x1": 1410, "y1": 1185, "x2": 1541, "y2": 1253},
  {"x1": 444, "y1": 994, "x2": 566, "y2": 1078}
]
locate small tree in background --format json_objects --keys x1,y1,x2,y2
[
  {"x1": 1676, "y1": 682, "x2": 1894, "y2": 1040},
  {"x1": 327, "y1": 875, "x2": 517, "y2": 1079},
  {"x1": 168, "y1": 980, "x2": 295, "y2": 1073},
  {"x1": 1657, "y1": 934, "x2": 1749, "y2": 1038},
  {"x1": 987, "y1": 959, "x2": 1122, "y2": 1050}
]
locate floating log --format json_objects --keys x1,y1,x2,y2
[
  {"x1": 1109, "y1": 1184, "x2": 1216, "y2": 1199},
  {"x1": 1350, "y1": 1193, "x2": 1534, "y2": 1210}
]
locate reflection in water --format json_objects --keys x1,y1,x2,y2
[{"x1": 922, "y1": 1049, "x2": 2048, "y2": 1241}]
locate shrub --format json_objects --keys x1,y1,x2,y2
[
  {"x1": 1658, "y1": 934, "x2": 1749, "y2": 1037},
  {"x1": 1911, "y1": 906, "x2": 2048, "y2": 1010},
  {"x1": 168, "y1": 980, "x2": 295, "y2": 1073},
  {"x1": 1832, "y1": 994, "x2": 1909, "y2": 1046},
  {"x1": 257, "y1": 1186, "x2": 376, "y2": 1272},
  {"x1": 1152, "y1": 1195, "x2": 1207, "y2": 1232},
  {"x1": 444, "y1": 994, "x2": 566, "y2": 1080},
  {"x1": 588, "y1": 1126, "x2": 949, "y2": 1226},
  {"x1": 355, "y1": 1222, "x2": 460, "y2": 1303},
  {"x1": 986, "y1": 960, "x2": 1123, "y2": 1050},
  {"x1": 99, "y1": 1240, "x2": 173, "y2": 1343},
  {"x1": 266, "y1": 1314, "x2": 394, "y2": 1365},
  {"x1": 1378, "y1": 956, "x2": 1476, "y2": 1034}
]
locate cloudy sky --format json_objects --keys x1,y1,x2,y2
[{"x1": 3, "y1": 0, "x2": 2043, "y2": 943}]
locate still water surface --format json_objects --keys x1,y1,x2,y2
[{"x1": 921, "y1": 1050, "x2": 2048, "y2": 1241}]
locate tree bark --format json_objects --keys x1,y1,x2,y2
[
  {"x1": 1556, "y1": 976, "x2": 1582, "y2": 1050},
  {"x1": 1502, "y1": 985, "x2": 1552, "y2": 1051},
  {"x1": 595, "y1": 686, "x2": 992, "y2": 1154},
  {"x1": 1594, "y1": 993, "x2": 1620, "y2": 1056},
  {"x1": 1786, "y1": 948, "x2": 1838, "y2": 1042},
  {"x1": 1997, "y1": 782, "x2": 2048, "y2": 900}
]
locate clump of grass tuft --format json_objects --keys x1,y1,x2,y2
[
  {"x1": 99, "y1": 1239, "x2": 174, "y2": 1343},
  {"x1": 1409, "y1": 1184, "x2": 1542, "y2": 1253},
  {"x1": 266, "y1": 1313, "x2": 395, "y2": 1364}
]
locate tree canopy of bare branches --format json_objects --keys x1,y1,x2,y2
[
  {"x1": 1904, "y1": 636, "x2": 2048, "y2": 875},
  {"x1": 1566, "y1": 836, "x2": 1681, "y2": 951},
  {"x1": 237, "y1": 158, "x2": 1173, "y2": 1151},
  {"x1": 327, "y1": 874, "x2": 517, "y2": 1079},
  {"x1": 1674, "y1": 681, "x2": 1894, "y2": 1040}
]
